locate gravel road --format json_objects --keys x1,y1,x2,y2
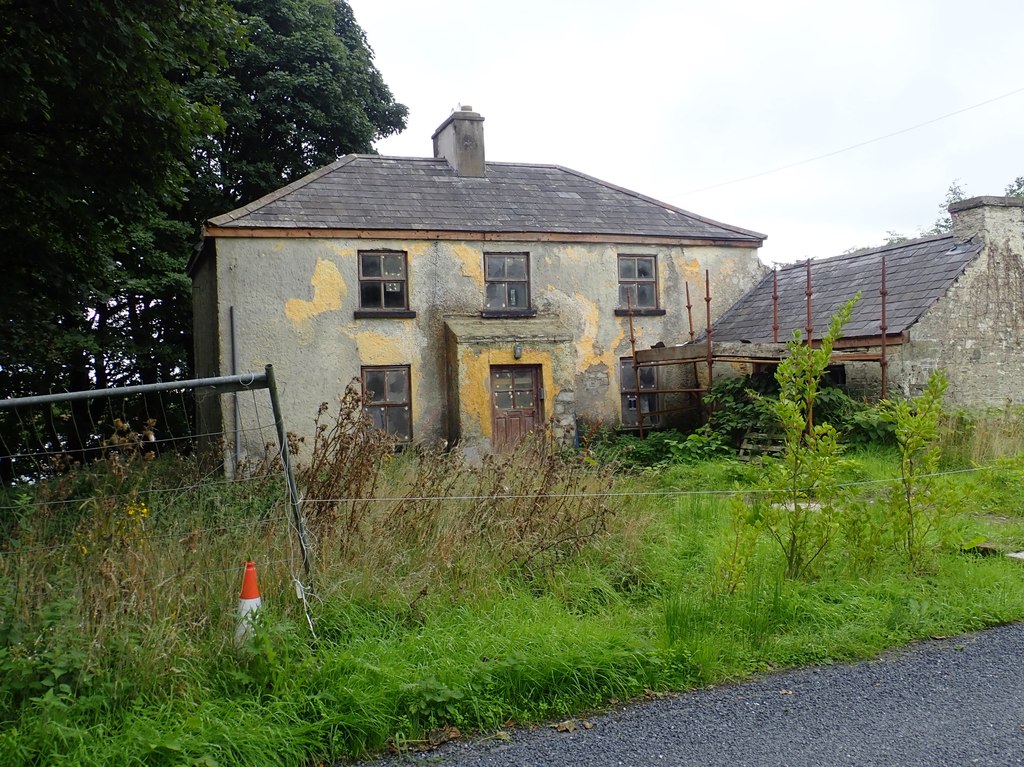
[{"x1": 369, "y1": 623, "x2": 1024, "y2": 767}]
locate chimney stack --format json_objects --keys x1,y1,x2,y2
[
  {"x1": 432, "y1": 105, "x2": 485, "y2": 178},
  {"x1": 949, "y1": 196, "x2": 1024, "y2": 247}
]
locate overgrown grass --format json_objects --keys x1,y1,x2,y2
[{"x1": 3, "y1": 405, "x2": 1024, "y2": 766}]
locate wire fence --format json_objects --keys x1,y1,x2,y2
[
  {"x1": 0, "y1": 366, "x2": 1011, "y2": 648},
  {"x1": 0, "y1": 367, "x2": 316, "y2": 627}
]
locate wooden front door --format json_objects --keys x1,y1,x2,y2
[{"x1": 491, "y1": 365, "x2": 542, "y2": 451}]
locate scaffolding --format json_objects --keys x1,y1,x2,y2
[{"x1": 625, "y1": 256, "x2": 895, "y2": 436}]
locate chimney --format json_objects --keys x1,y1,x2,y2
[
  {"x1": 432, "y1": 105, "x2": 485, "y2": 177},
  {"x1": 949, "y1": 196, "x2": 1024, "y2": 248}
]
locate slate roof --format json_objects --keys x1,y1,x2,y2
[
  {"x1": 208, "y1": 155, "x2": 764, "y2": 243},
  {"x1": 711, "y1": 234, "x2": 982, "y2": 343}
]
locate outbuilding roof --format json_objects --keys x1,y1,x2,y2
[
  {"x1": 207, "y1": 155, "x2": 765, "y2": 243},
  {"x1": 711, "y1": 234, "x2": 982, "y2": 343}
]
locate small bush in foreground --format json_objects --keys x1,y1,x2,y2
[{"x1": 882, "y1": 370, "x2": 953, "y2": 569}]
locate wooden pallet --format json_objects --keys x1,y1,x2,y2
[{"x1": 737, "y1": 431, "x2": 785, "y2": 461}]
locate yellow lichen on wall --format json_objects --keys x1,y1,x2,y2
[
  {"x1": 680, "y1": 255, "x2": 704, "y2": 285},
  {"x1": 350, "y1": 329, "x2": 414, "y2": 365},
  {"x1": 340, "y1": 324, "x2": 427, "y2": 432},
  {"x1": 448, "y1": 243, "x2": 484, "y2": 284},
  {"x1": 457, "y1": 346, "x2": 559, "y2": 439},
  {"x1": 573, "y1": 292, "x2": 625, "y2": 366},
  {"x1": 285, "y1": 258, "x2": 346, "y2": 343},
  {"x1": 407, "y1": 241, "x2": 431, "y2": 260},
  {"x1": 559, "y1": 244, "x2": 597, "y2": 264}
]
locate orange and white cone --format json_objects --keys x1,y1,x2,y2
[{"x1": 235, "y1": 560, "x2": 262, "y2": 645}]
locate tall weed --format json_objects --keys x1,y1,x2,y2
[
  {"x1": 881, "y1": 370, "x2": 953, "y2": 569},
  {"x1": 756, "y1": 297, "x2": 857, "y2": 579}
]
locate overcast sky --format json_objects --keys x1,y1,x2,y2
[{"x1": 347, "y1": 0, "x2": 1023, "y2": 265}]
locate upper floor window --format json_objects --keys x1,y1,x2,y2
[
  {"x1": 616, "y1": 254, "x2": 664, "y2": 315},
  {"x1": 361, "y1": 365, "x2": 412, "y2": 441},
  {"x1": 483, "y1": 252, "x2": 534, "y2": 317},
  {"x1": 358, "y1": 250, "x2": 411, "y2": 315}
]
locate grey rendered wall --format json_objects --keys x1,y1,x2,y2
[
  {"x1": 896, "y1": 200, "x2": 1024, "y2": 406},
  {"x1": 208, "y1": 236, "x2": 764, "y2": 457}
]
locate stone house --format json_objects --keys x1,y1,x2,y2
[
  {"x1": 190, "y1": 107, "x2": 766, "y2": 460},
  {"x1": 704, "y1": 196, "x2": 1024, "y2": 406}
]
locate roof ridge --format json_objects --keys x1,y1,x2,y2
[
  {"x1": 205, "y1": 155, "x2": 767, "y2": 243},
  {"x1": 773, "y1": 232, "x2": 957, "y2": 272},
  {"x1": 547, "y1": 164, "x2": 767, "y2": 242},
  {"x1": 364, "y1": 158, "x2": 766, "y2": 241},
  {"x1": 207, "y1": 155, "x2": 363, "y2": 226}
]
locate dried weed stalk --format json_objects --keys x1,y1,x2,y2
[
  {"x1": 299, "y1": 390, "x2": 618, "y2": 590},
  {"x1": 298, "y1": 382, "x2": 397, "y2": 548}
]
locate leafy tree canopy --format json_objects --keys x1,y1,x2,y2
[
  {"x1": 0, "y1": 0, "x2": 407, "y2": 405},
  {"x1": 0, "y1": 0, "x2": 238, "y2": 392},
  {"x1": 188, "y1": 0, "x2": 408, "y2": 218}
]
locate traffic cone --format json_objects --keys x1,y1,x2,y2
[{"x1": 235, "y1": 560, "x2": 262, "y2": 645}]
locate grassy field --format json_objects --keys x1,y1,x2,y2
[{"x1": 2, "y1": 406, "x2": 1024, "y2": 766}]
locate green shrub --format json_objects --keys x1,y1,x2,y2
[{"x1": 702, "y1": 372, "x2": 779, "y2": 445}]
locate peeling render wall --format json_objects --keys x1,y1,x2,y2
[
  {"x1": 202, "y1": 236, "x2": 764, "y2": 458},
  {"x1": 444, "y1": 318, "x2": 574, "y2": 460},
  {"x1": 895, "y1": 201, "x2": 1024, "y2": 405}
]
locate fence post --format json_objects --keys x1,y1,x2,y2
[{"x1": 264, "y1": 364, "x2": 313, "y2": 579}]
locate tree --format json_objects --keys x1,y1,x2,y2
[
  {"x1": 134, "y1": 0, "x2": 408, "y2": 393},
  {"x1": 0, "y1": 0, "x2": 406, "y2": 471},
  {"x1": 187, "y1": 0, "x2": 408, "y2": 218},
  {"x1": 924, "y1": 179, "x2": 966, "y2": 235},
  {"x1": 1, "y1": 0, "x2": 405, "y2": 390},
  {"x1": 0, "y1": 0, "x2": 237, "y2": 395},
  {"x1": 858, "y1": 175, "x2": 1022, "y2": 251}
]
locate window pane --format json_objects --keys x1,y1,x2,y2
[
  {"x1": 636, "y1": 257, "x2": 655, "y2": 280},
  {"x1": 505, "y1": 256, "x2": 527, "y2": 280},
  {"x1": 619, "y1": 284, "x2": 637, "y2": 308},
  {"x1": 386, "y1": 370, "x2": 409, "y2": 403},
  {"x1": 387, "y1": 406, "x2": 411, "y2": 439},
  {"x1": 618, "y1": 258, "x2": 636, "y2": 280},
  {"x1": 636, "y1": 282, "x2": 656, "y2": 307},
  {"x1": 364, "y1": 371, "x2": 387, "y2": 403},
  {"x1": 620, "y1": 360, "x2": 635, "y2": 392},
  {"x1": 625, "y1": 394, "x2": 638, "y2": 412},
  {"x1": 485, "y1": 282, "x2": 505, "y2": 309},
  {"x1": 507, "y1": 283, "x2": 527, "y2": 308},
  {"x1": 361, "y1": 253, "x2": 381, "y2": 278},
  {"x1": 383, "y1": 284, "x2": 406, "y2": 308},
  {"x1": 514, "y1": 389, "x2": 534, "y2": 408},
  {"x1": 360, "y1": 282, "x2": 382, "y2": 308},
  {"x1": 513, "y1": 369, "x2": 533, "y2": 387},
  {"x1": 366, "y1": 405, "x2": 385, "y2": 429},
  {"x1": 641, "y1": 394, "x2": 658, "y2": 413},
  {"x1": 383, "y1": 253, "x2": 404, "y2": 277},
  {"x1": 493, "y1": 370, "x2": 512, "y2": 391},
  {"x1": 494, "y1": 391, "x2": 514, "y2": 409},
  {"x1": 485, "y1": 256, "x2": 505, "y2": 280},
  {"x1": 639, "y1": 367, "x2": 657, "y2": 389}
]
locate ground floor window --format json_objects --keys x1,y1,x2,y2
[
  {"x1": 620, "y1": 357, "x2": 660, "y2": 428},
  {"x1": 361, "y1": 365, "x2": 411, "y2": 441}
]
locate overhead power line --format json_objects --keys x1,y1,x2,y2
[{"x1": 679, "y1": 85, "x2": 1024, "y2": 196}]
